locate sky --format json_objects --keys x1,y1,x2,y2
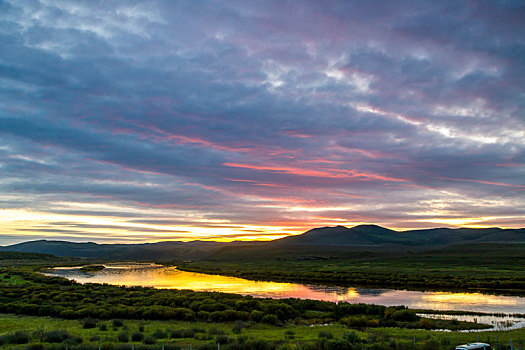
[{"x1": 1, "y1": 0, "x2": 524, "y2": 245}]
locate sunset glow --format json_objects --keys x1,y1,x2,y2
[{"x1": 1, "y1": 1, "x2": 524, "y2": 244}]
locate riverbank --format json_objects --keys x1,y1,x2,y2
[{"x1": 175, "y1": 243, "x2": 525, "y2": 296}]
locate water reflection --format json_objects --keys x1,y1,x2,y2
[
  {"x1": 47, "y1": 263, "x2": 525, "y2": 316},
  {"x1": 419, "y1": 314, "x2": 525, "y2": 332}
]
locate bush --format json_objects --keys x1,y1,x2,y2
[
  {"x1": 138, "y1": 324, "x2": 145, "y2": 332},
  {"x1": 152, "y1": 329, "x2": 167, "y2": 339},
  {"x1": 284, "y1": 330, "x2": 295, "y2": 339},
  {"x1": 112, "y1": 319, "x2": 124, "y2": 328},
  {"x1": 99, "y1": 323, "x2": 108, "y2": 331},
  {"x1": 0, "y1": 331, "x2": 30, "y2": 345},
  {"x1": 207, "y1": 327, "x2": 224, "y2": 336},
  {"x1": 215, "y1": 335, "x2": 228, "y2": 345},
  {"x1": 250, "y1": 310, "x2": 264, "y2": 322},
  {"x1": 169, "y1": 329, "x2": 194, "y2": 339},
  {"x1": 261, "y1": 314, "x2": 278, "y2": 325},
  {"x1": 90, "y1": 335, "x2": 101, "y2": 342},
  {"x1": 117, "y1": 331, "x2": 129, "y2": 343},
  {"x1": 390, "y1": 309, "x2": 418, "y2": 322},
  {"x1": 25, "y1": 344, "x2": 44, "y2": 350},
  {"x1": 64, "y1": 336, "x2": 83, "y2": 345},
  {"x1": 232, "y1": 320, "x2": 245, "y2": 334},
  {"x1": 82, "y1": 318, "x2": 98, "y2": 329},
  {"x1": 318, "y1": 330, "x2": 333, "y2": 339},
  {"x1": 44, "y1": 330, "x2": 70, "y2": 343},
  {"x1": 343, "y1": 331, "x2": 360, "y2": 343},
  {"x1": 131, "y1": 332, "x2": 144, "y2": 342},
  {"x1": 323, "y1": 339, "x2": 353, "y2": 350},
  {"x1": 143, "y1": 336, "x2": 156, "y2": 345}
]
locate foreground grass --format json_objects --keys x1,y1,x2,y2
[{"x1": 0, "y1": 314, "x2": 524, "y2": 350}]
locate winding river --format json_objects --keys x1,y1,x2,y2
[{"x1": 46, "y1": 263, "x2": 525, "y2": 330}]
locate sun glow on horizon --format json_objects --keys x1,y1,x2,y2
[{"x1": 1, "y1": 207, "x2": 523, "y2": 245}]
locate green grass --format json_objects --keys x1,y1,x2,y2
[
  {"x1": 0, "y1": 272, "x2": 29, "y2": 286},
  {"x1": 0, "y1": 314, "x2": 524, "y2": 349},
  {"x1": 177, "y1": 243, "x2": 525, "y2": 295}
]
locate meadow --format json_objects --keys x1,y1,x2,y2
[
  {"x1": 177, "y1": 243, "x2": 525, "y2": 295},
  {"x1": 1, "y1": 252, "x2": 524, "y2": 349}
]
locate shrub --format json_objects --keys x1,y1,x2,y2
[
  {"x1": 117, "y1": 331, "x2": 129, "y2": 343},
  {"x1": 390, "y1": 309, "x2": 418, "y2": 322},
  {"x1": 152, "y1": 329, "x2": 167, "y2": 339},
  {"x1": 143, "y1": 336, "x2": 156, "y2": 345},
  {"x1": 44, "y1": 330, "x2": 70, "y2": 343},
  {"x1": 169, "y1": 329, "x2": 194, "y2": 339},
  {"x1": 131, "y1": 332, "x2": 144, "y2": 342},
  {"x1": 99, "y1": 323, "x2": 108, "y2": 331},
  {"x1": 343, "y1": 331, "x2": 360, "y2": 343},
  {"x1": 64, "y1": 336, "x2": 83, "y2": 345},
  {"x1": 261, "y1": 314, "x2": 278, "y2": 325},
  {"x1": 318, "y1": 330, "x2": 333, "y2": 339},
  {"x1": 112, "y1": 319, "x2": 124, "y2": 328},
  {"x1": 215, "y1": 335, "x2": 228, "y2": 345},
  {"x1": 207, "y1": 327, "x2": 224, "y2": 336},
  {"x1": 82, "y1": 318, "x2": 98, "y2": 329},
  {"x1": 232, "y1": 320, "x2": 245, "y2": 334},
  {"x1": 90, "y1": 335, "x2": 101, "y2": 342},
  {"x1": 284, "y1": 330, "x2": 295, "y2": 339},
  {"x1": 250, "y1": 310, "x2": 264, "y2": 322},
  {"x1": 0, "y1": 331, "x2": 30, "y2": 345},
  {"x1": 25, "y1": 344, "x2": 44, "y2": 350}
]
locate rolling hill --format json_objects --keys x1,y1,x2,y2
[{"x1": 1, "y1": 225, "x2": 524, "y2": 260}]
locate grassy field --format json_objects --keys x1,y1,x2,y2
[
  {"x1": 1, "y1": 251, "x2": 524, "y2": 349},
  {"x1": 177, "y1": 243, "x2": 525, "y2": 295},
  {"x1": 0, "y1": 314, "x2": 524, "y2": 350}
]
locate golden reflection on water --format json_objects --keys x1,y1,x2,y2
[
  {"x1": 73, "y1": 265, "x2": 363, "y2": 301},
  {"x1": 421, "y1": 291, "x2": 517, "y2": 306},
  {"x1": 47, "y1": 264, "x2": 525, "y2": 314}
]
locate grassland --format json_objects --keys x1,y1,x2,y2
[
  {"x1": 0, "y1": 313, "x2": 524, "y2": 350},
  {"x1": 1, "y1": 250, "x2": 524, "y2": 349},
  {"x1": 177, "y1": 243, "x2": 525, "y2": 295}
]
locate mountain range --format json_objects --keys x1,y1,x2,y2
[{"x1": 1, "y1": 225, "x2": 524, "y2": 260}]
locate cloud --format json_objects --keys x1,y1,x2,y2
[{"x1": 0, "y1": 0, "x2": 524, "y2": 244}]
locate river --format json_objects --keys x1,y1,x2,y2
[{"x1": 46, "y1": 263, "x2": 525, "y2": 330}]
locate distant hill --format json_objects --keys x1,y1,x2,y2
[
  {"x1": 272, "y1": 225, "x2": 525, "y2": 247},
  {"x1": 0, "y1": 240, "x2": 235, "y2": 261},
  {"x1": 1, "y1": 225, "x2": 524, "y2": 260},
  {"x1": 273, "y1": 225, "x2": 396, "y2": 246}
]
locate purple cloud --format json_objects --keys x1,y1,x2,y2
[{"x1": 0, "y1": 0, "x2": 524, "y2": 244}]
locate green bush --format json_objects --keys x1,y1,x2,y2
[
  {"x1": 117, "y1": 331, "x2": 129, "y2": 343},
  {"x1": 261, "y1": 314, "x2": 278, "y2": 325},
  {"x1": 44, "y1": 330, "x2": 70, "y2": 343},
  {"x1": 143, "y1": 336, "x2": 156, "y2": 345},
  {"x1": 390, "y1": 309, "x2": 418, "y2": 322},
  {"x1": 318, "y1": 330, "x2": 333, "y2": 339},
  {"x1": 112, "y1": 319, "x2": 124, "y2": 328},
  {"x1": 131, "y1": 332, "x2": 144, "y2": 342},
  {"x1": 0, "y1": 331, "x2": 30, "y2": 345},
  {"x1": 250, "y1": 310, "x2": 264, "y2": 322},
  {"x1": 169, "y1": 329, "x2": 194, "y2": 339},
  {"x1": 284, "y1": 329, "x2": 295, "y2": 339},
  {"x1": 82, "y1": 318, "x2": 98, "y2": 329},
  {"x1": 152, "y1": 329, "x2": 167, "y2": 339},
  {"x1": 343, "y1": 331, "x2": 360, "y2": 343}
]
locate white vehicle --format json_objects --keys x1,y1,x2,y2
[{"x1": 455, "y1": 343, "x2": 493, "y2": 350}]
